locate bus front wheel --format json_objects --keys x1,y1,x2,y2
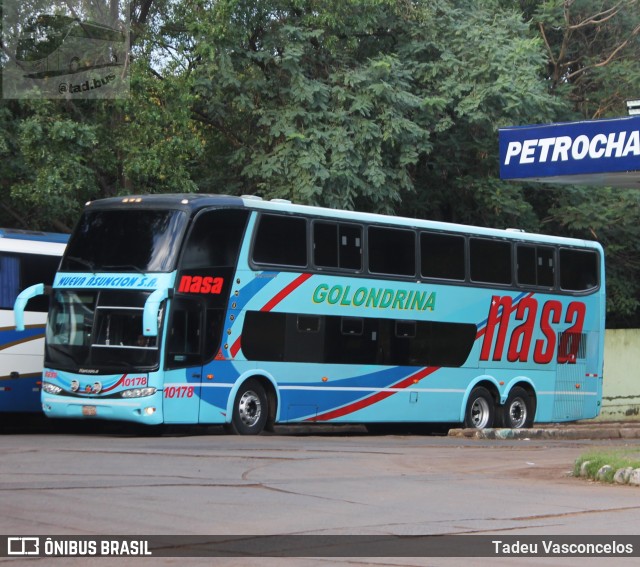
[
  {"x1": 464, "y1": 387, "x2": 495, "y2": 429},
  {"x1": 229, "y1": 379, "x2": 268, "y2": 435},
  {"x1": 500, "y1": 387, "x2": 534, "y2": 429}
]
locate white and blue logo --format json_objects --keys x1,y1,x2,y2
[{"x1": 499, "y1": 116, "x2": 640, "y2": 180}]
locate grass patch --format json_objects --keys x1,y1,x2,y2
[{"x1": 574, "y1": 450, "x2": 640, "y2": 483}]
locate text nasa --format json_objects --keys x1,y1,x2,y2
[{"x1": 504, "y1": 129, "x2": 640, "y2": 165}]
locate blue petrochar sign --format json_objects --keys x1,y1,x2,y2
[{"x1": 499, "y1": 116, "x2": 640, "y2": 180}]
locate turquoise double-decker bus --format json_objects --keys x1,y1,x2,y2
[{"x1": 14, "y1": 194, "x2": 605, "y2": 433}]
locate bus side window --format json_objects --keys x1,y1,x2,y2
[
  {"x1": 340, "y1": 224, "x2": 362, "y2": 270},
  {"x1": 517, "y1": 245, "x2": 555, "y2": 288},
  {"x1": 242, "y1": 311, "x2": 286, "y2": 361},
  {"x1": 203, "y1": 309, "x2": 224, "y2": 362},
  {"x1": 253, "y1": 214, "x2": 307, "y2": 267},
  {"x1": 420, "y1": 232, "x2": 465, "y2": 281},
  {"x1": 182, "y1": 209, "x2": 249, "y2": 269},
  {"x1": 167, "y1": 300, "x2": 202, "y2": 368},
  {"x1": 21, "y1": 254, "x2": 62, "y2": 312},
  {"x1": 0, "y1": 254, "x2": 19, "y2": 309},
  {"x1": 560, "y1": 248, "x2": 599, "y2": 291},
  {"x1": 368, "y1": 226, "x2": 415, "y2": 277},
  {"x1": 470, "y1": 238, "x2": 512, "y2": 285},
  {"x1": 0, "y1": 252, "x2": 59, "y2": 311},
  {"x1": 313, "y1": 221, "x2": 362, "y2": 271}
]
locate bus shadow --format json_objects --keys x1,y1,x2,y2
[{"x1": 0, "y1": 417, "x2": 453, "y2": 438}]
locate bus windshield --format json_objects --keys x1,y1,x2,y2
[
  {"x1": 60, "y1": 209, "x2": 187, "y2": 273},
  {"x1": 45, "y1": 289, "x2": 161, "y2": 372}
]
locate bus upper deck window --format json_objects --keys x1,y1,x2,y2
[
  {"x1": 313, "y1": 222, "x2": 362, "y2": 271},
  {"x1": 420, "y1": 232, "x2": 465, "y2": 281},
  {"x1": 182, "y1": 209, "x2": 249, "y2": 269},
  {"x1": 517, "y1": 245, "x2": 555, "y2": 288},
  {"x1": 253, "y1": 214, "x2": 307, "y2": 267},
  {"x1": 470, "y1": 238, "x2": 512, "y2": 285},
  {"x1": 560, "y1": 249, "x2": 599, "y2": 291},
  {"x1": 368, "y1": 226, "x2": 415, "y2": 277}
]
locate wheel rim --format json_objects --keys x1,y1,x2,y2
[
  {"x1": 508, "y1": 398, "x2": 527, "y2": 428},
  {"x1": 470, "y1": 396, "x2": 491, "y2": 428},
  {"x1": 238, "y1": 390, "x2": 262, "y2": 427}
]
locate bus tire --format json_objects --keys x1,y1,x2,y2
[
  {"x1": 229, "y1": 379, "x2": 268, "y2": 435},
  {"x1": 500, "y1": 387, "x2": 534, "y2": 429},
  {"x1": 464, "y1": 387, "x2": 494, "y2": 429}
]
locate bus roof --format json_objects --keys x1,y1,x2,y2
[
  {"x1": 0, "y1": 228, "x2": 69, "y2": 244},
  {"x1": 83, "y1": 193, "x2": 602, "y2": 251},
  {"x1": 0, "y1": 228, "x2": 68, "y2": 256}
]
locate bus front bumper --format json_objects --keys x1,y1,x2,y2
[{"x1": 41, "y1": 392, "x2": 164, "y2": 425}]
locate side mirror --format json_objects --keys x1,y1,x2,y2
[
  {"x1": 142, "y1": 288, "x2": 169, "y2": 337},
  {"x1": 14, "y1": 283, "x2": 45, "y2": 331}
]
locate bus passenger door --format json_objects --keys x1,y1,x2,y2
[{"x1": 163, "y1": 298, "x2": 203, "y2": 423}]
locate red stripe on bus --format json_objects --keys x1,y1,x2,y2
[
  {"x1": 230, "y1": 337, "x2": 242, "y2": 358},
  {"x1": 261, "y1": 273, "x2": 312, "y2": 312},
  {"x1": 228, "y1": 274, "x2": 312, "y2": 358},
  {"x1": 101, "y1": 375, "x2": 126, "y2": 393},
  {"x1": 307, "y1": 366, "x2": 440, "y2": 422},
  {"x1": 308, "y1": 292, "x2": 538, "y2": 422}
]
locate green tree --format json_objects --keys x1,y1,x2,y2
[
  {"x1": 530, "y1": 0, "x2": 640, "y2": 119},
  {"x1": 0, "y1": 0, "x2": 204, "y2": 230},
  {"x1": 527, "y1": 0, "x2": 640, "y2": 325},
  {"x1": 189, "y1": 0, "x2": 431, "y2": 212},
  {"x1": 400, "y1": 0, "x2": 564, "y2": 229}
]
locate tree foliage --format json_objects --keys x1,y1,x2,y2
[
  {"x1": 0, "y1": 0, "x2": 639, "y2": 325},
  {"x1": 526, "y1": 0, "x2": 640, "y2": 326}
]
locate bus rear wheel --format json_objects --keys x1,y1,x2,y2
[
  {"x1": 464, "y1": 387, "x2": 495, "y2": 429},
  {"x1": 229, "y1": 379, "x2": 268, "y2": 435},
  {"x1": 500, "y1": 387, "x2": 534, "y2": 429}
]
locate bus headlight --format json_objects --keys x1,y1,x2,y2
[
  {"x1": 42, "y1": 382, "x2": 63, "y2": 395},
  {"x1": 121, "y1": 387, "x2": 156, "y2": 399}
]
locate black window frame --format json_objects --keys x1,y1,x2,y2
[
  {"x1": 516, "y1": 244, "x2": 556, "y2": 289},
  {"x1": 469, "y1": 237, "x2": 513, "y2": 286},
  {"x1": 420, "y1": 231, "x2": 467, "y2": 282},
  {"x1": 245, "y1": 211, "x2": 600, "y2": 297},
  {"x1": 367, "y1": 225, "x2": 416, "y2": 278},
  {"x1": 559, "y1": 247, "x2": 600, "y2": 292},
  {"x1": 0, "y1": 251, "x2": 61, "y2": 312},
  {"x1": 312, "y1": 220, "x2": 363, "y2": 272},
  {"x1": 251, "y1": 213, "x2": 308, "y2": 269}
]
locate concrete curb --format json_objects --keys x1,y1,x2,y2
[{"x1": 448, "y1": 427, "x2": 640, "y2": 440}]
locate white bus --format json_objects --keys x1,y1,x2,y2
[{"x1": 1, "y1": 229, "x2": 68, "y2": 414}]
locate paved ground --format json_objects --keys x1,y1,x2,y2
[{"x1": 1, "y1": 418, "x2": 640, "y2": 566}]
